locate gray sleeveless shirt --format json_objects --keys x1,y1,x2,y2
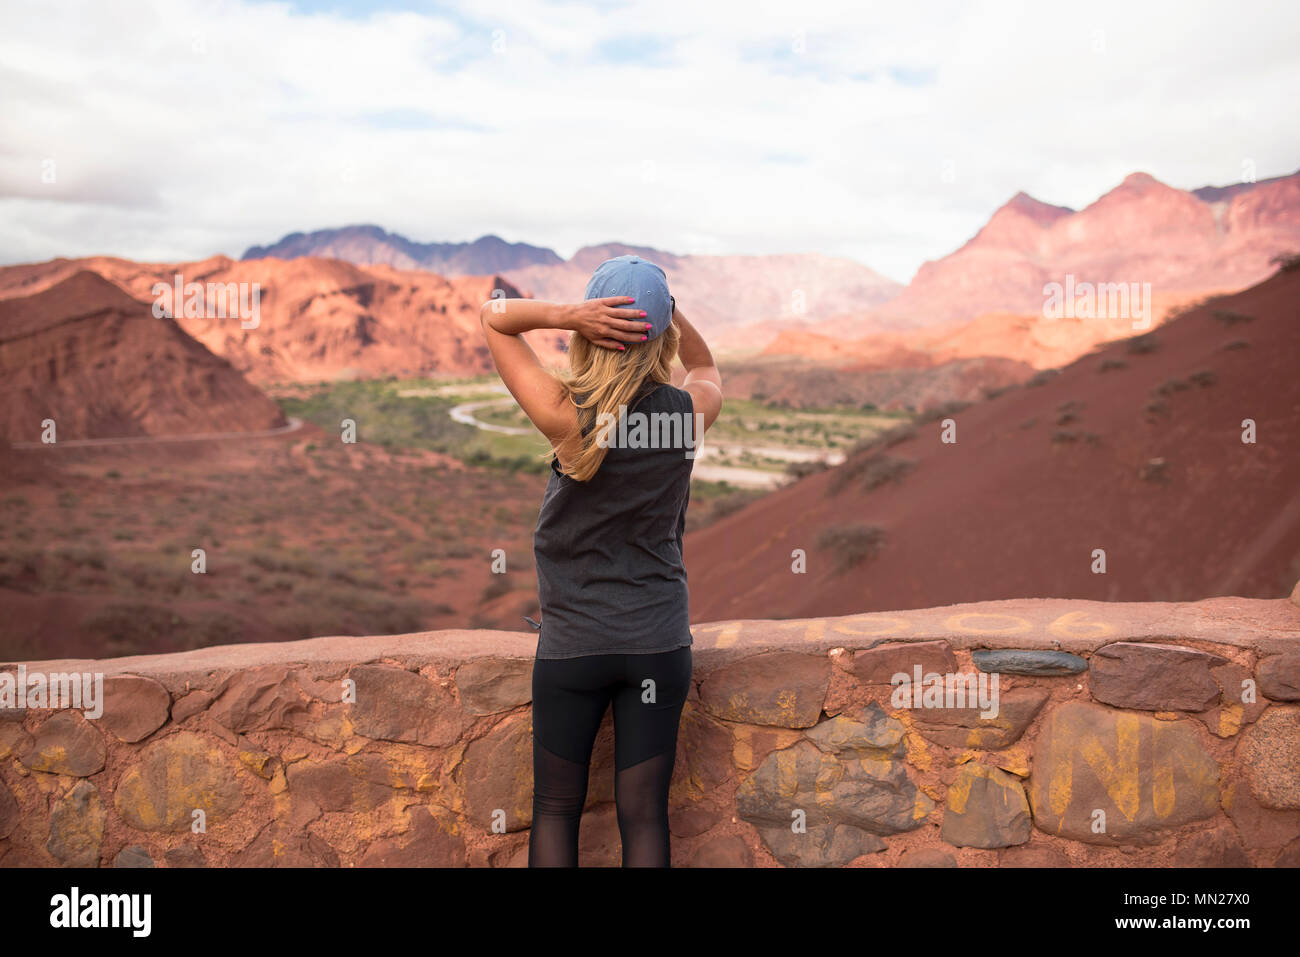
[{"x1": 532, "y1": 380, "x2": 696, "y2": 659}]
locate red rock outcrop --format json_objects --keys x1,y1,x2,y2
[
  {"x1": 870, "y1": 170, "x2": 1300, "y2": 328},
  {"x1": 0, "y1": 256, "x2": 565, "y2": 386},
  {"x1": 0, "y1": 271, "x2": 285, "y2": 442}
]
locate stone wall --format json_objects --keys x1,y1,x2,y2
[{"x1": 2, "y1": 594, "x2": 1299, "y2": 868}]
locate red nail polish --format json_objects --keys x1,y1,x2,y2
[
  {"x1": 641, "y1": 335, "x2": 647, "y2": 341},
  {"x1": 640, "y1": 311, "x2": 647, "y2": 317}
]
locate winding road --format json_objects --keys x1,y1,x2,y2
[{"x1": 447, "y1": 389, "x2": 843, "y2": 489}]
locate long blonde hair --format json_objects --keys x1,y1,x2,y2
[{"x1": 549, "y1": 321, "x2": 680, "y2": 481}]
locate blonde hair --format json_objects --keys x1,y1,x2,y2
[{"x1": 548, "y1": 321, "x2": 680, "y2": 481}]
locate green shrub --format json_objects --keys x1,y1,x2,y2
[
  {"x1": 1126, "y1": 334, "x2": 1159, "y2": 355},
  {"x1": 817, "y1": 524, "x2": 886, "y2": 572}
]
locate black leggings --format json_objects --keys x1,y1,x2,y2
[{"x1": 529, "y1": 645, "x2": 692, "y2": 867}]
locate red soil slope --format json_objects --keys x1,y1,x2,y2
[
  {"x1": 686, "y1": 266, "x2": 1300, "y2": 621},
  {"x1": 0, "y1": 271, "x2": 285, "y2": 441}
]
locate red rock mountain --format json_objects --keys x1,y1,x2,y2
[
  {"x1": 0, "y1": 256, "x2": 566, "y2": 386},
  {"x1": 0, "y1": 271, "x2": 285, "y2": 441},
  {"x1": 505, "y1": 247, "x2": 903, "y2": 333},
  {"x1": 868, "y1": 170, "x2": 1300, "y2": 328},
  {"x1": 685, "y1": 264, "x2": 1300, "y2": 620}
]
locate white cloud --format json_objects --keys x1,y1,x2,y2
[{"x1": 0, "y1": 0, "x2": 1296, "y2": 283}]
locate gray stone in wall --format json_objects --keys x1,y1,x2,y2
[
  {"x1": 805, "y1": 702, "x2": 904, "y2": 757},
  {"x1": 99, "y1": 674, "x2": 171, "y2": 743},
  {"x1": 170, "y1": 689, "x2": 214, "y2": 723},
  {"x1": 359, "y1": 807, "x2": 464, "y2": 867},
  {"x1": 1196, "y1": 661, "x2": 1269, "y2": 738},
  {"x1": 1029, "y1": 702, "x2": 1219, "y2": 845},
  {"x1": 737, "y1": 739, "x2": 931, "y2": 865},
  {"x1": 0, "y1": 711, "x2": 31, "y2": 763},
  {"x1": 972, "y1": 649, "x2": 1087, "y2": 675},
  {"x1": 899, "y1": 847, "x2": 958, "y2": 867},
  {"x1": 1257, "y1": 653, "x2": 1300, "y2": 701},
  {"x1": 940, "y1": 765, "x2": 1032, "y2": 849},
  {"x1": 1089, "y1": 642, "x2": 1227, "y2": 711},
  {"x1": 699, "y1": 652, "x2": 830, "y2": 728},
  {"x1": 688, "y1": 834, "x2": 755, "y2": 867},
  {"x1": 455, "y1": 657, "x2": 533, "y2": 715},
  {"x1": 1173, "y1": 827, "x2": 1250, "y2": 867},
  {"x1": 753, "y1": 822, "x2": 885, "y2": 868},
  {"x1": 1276, "y1": 837, "x2": 1300, "y2": 867},
  {"x1": 113, "y1": 731, "x2": 244, "y2": 832},
  {"x1": 998, "y1": 844, "x2": 1071, "y2": 867},
  {"x1": 832, "y1": 757, "x2": 935, "y2": 835},
  {"x1": 235, "y1": 823, "x2": 339, "y2": 867},
  {"x1": 164, "y1": 845, "x2": 207, "y2": 868},
  {"x1": 113, "y1": 845, "x2": 155, "y2": 868},
  {"x1": 286, "y1": 754, "x2": 408, "y2": 813},
  {"x1": 47, "y1": 781, "x2": 105, "y2": 867},
  {"x1": 1241, "y1": 708, "x2": 1300, "y2": 810},
  {"x1": 454, "y1": 710, "x2": 533, "y2": 832},
  {"x1": 208, "y1": 665, "x2": 309, "y2": 733},
  {"x1": 20, "y1": 710, "x2": 106, "y2": 777},
  {"x1": 0, "y1": 777, "x2": 19, "y2": 840},
  {"x1": 850, "y1": 640, "x2": 956, "y2": 685},
  {"x1": 348, "y1": 664, "x2": 463, "y2": 747},
  {"x1": 910, "y1": 688, "x2": 1048, "y2": 749}
]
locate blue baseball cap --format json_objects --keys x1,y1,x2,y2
[{"x1": 583, "y1": 255, "x2": 674, "y2": 340}]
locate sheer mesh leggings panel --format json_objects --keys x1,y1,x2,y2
[
  {"x1": 529, "y1": 739, "x2": 680, "y2": 867},
  {"x1": 613, "y1": 748, "x2": 677, "y2": 867},
  {"x1": 528, "y1": 740, "x2": 591, "y2": 867},
  {"x1": 529, "y1": 646, "x2": 691, "y2": 867}
]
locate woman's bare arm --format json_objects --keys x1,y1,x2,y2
[
  {"x1": 673, "y1": 301, "x2": 723, "y2": 432},
  {"x1": 478, "y1": 296, "x2": 650, "y2": 442}
]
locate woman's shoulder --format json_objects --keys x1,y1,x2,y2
[{"x1": 646, "y1": 381, "x2": 693, "y2": 409}]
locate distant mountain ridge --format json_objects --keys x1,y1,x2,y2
[
  {"x1": 243, "y1": 225, "x2": 563, "y2": 275},
  {"x1": 240, "y1": 228, "x2": 903, "y2": 333}
]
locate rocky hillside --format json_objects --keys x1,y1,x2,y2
[
  {"x1": 0, "y1": 271, "x2": 285, "y2": 441},
  {"x1": 686, "y1": 264, "x2": 1300, "y2": 620},
  {"x1": 0, "y1": 256, "x2": 566, "y2": 385}
]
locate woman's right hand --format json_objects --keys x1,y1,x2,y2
[{"x1": 565, "y1": 297, "x2": 652, "y2": 351}]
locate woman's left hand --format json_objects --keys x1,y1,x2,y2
[{"x1": 564, "y1": 297, "x2": 653, "y2": 351}]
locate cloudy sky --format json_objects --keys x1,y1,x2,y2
[{"x1": 1, "y1": 0, "x2": 1297, "y2": 283}]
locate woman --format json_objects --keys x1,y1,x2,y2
[{"x1": 479, "y1": 254, "x2": 722, "y2": 867}]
